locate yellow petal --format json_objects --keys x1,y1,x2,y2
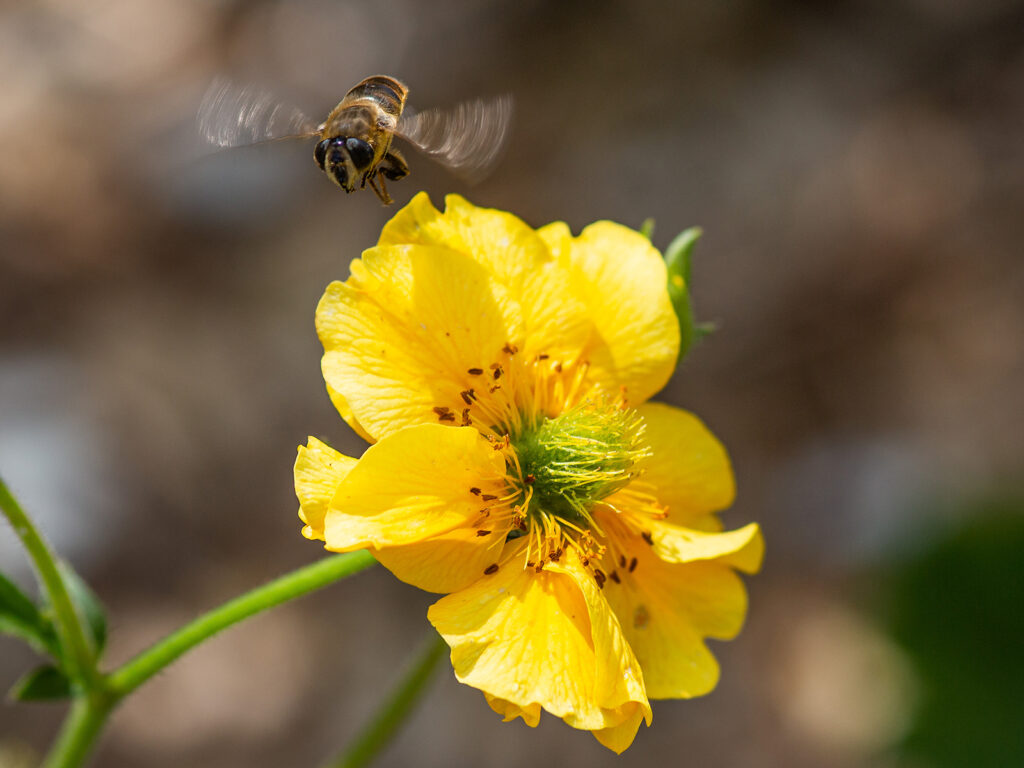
[
  {"x1": 647, "y1": 520, "x2": 764, "y2": 574},
  {"x1": 544, "y1": 221, "x2": 680, "y2": 405},
  {"x1": 319, "y1": 195, "x2": 598, "y2": 442},
  {"x1": 318, "y1": 235, "x2": 591, "y2": 441},
  {"x1": 592, "y1": 706, "x2": 647, "y2": 754},
  {"x1": 597, "y1": 513, "x2": 751, "y2": 700},
  {"x1": 325, "y1": 383, "x2": 375, "y2": 444},
  {"x1": 485, "y1": 694, "x2": 541, "y2": 727},
  {"x1": 379, "y1": 193, "x2": 549, "y2": 285},
  {"x1": 322, "y1": 424, "x2": 507, "y2": 552},
  {"x1": 317, "y1": 245, "x2": 510, "y2": 441},
  {"x1": 635, "y1": 402, "x2": 736, "y2": 530},
  {"x1": 428, "y1": 547, "x2": 650, "y2": 744},
  {"x1": 378, "y1": 193, "x2": 594, "y2": 365},
  {"x1": 372, "y1": 523, "x2": 509, "y2": 594},
  {"x1": 294, "y1": 437, "x2": 357, "y2": 540}
]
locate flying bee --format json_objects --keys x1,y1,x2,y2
[{"x1": 198, "y1": 75, "x2": 513, "y2": 205}]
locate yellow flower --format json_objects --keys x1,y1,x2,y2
[{"x1": 295, "y1": 193, "x2": 763, "y2": 752}]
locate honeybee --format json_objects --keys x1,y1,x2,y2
[{"x1": 198, "y1": 75, "x2": 513, "y2": 204}]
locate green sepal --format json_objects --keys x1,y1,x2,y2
[
  {"x1": 9, "y1": 664, "x2": 74, "y2": 701},
  {"x1": 664, "y1": 226, "x2": 713, "y2": 361},
  {"x1": 57, "y1": 562, "x2": 107, "y2": 659},
  {"x1": 639, "y1": 218, "x2": 655, "y2": 241},
  {"x1": 0, "y1": 571, "x2": 60, "y2": 658}
]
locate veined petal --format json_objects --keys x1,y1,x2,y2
[
  {"x1": 597, "y1": 512, "x2": 751, "y2": 700},
  {"x1": 647, "y1": 521, "x2": 764, "y2": 574},
  {"x1": 539, "y1": 221, "x2": 680, "y2": 405},
  {"x1": 635, "y1": 402, "x2": 736, "y2": 530},
  {"x1": 325, "y1": 383, "x2": 375, "y2": 444},
  {"x1": 318, "y1": 235, "x2": 591, "y2": 441},
  {"x1": 428, "y1": 547, "x2": 650, "y2": 747},
  {"x1": 318, "y1": 244, "x2": 512, "y2": 440},
  {"x1": 373, "y1": 523, "x2": 509, "y2": 594},
  {"x1": 322, "y1": 424, "x2": 507, "y2": 552},
  {"x1": 294, "y1": 437, "x2": 357, "y2": 540},
  {"x1": 379, "y1": 193, "x2": 549, "y2": 285},
  {"x1": 379, "y1": 193, "x2": 593, "y2": 398}
]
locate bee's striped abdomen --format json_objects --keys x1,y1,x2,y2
[{"x1": 343, "y1": 75, "x2": 407, "y2": 120}]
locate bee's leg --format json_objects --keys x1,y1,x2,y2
[
  {"x1": 379, "y1": 148, "x2": 409, "y2": 181},
  {"x1": 367, "y1": 173, "x2": 393, "y2": 205}
]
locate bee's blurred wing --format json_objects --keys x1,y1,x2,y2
[
  {"x1": 396, "y1": 95, "x2": 514, "y2": 183},
  {"x1": 198, "y1": 78, "x2": 321, "y2": 148}
]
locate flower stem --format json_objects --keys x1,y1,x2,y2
[
  {"x1": 42, "y1": 694, "x2": 114, "y2": 768},
  {"x1": 328, "y1": 632, "x2": 447, "y2": 768},
  {"x1": 107, "y1": 551, "x2": 377, "y2": 696},
  {"x1": 0, "y1": 477, "x2": 97, "y2": 685}
]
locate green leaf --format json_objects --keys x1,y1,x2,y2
[
  {"x1": 0, "y1": 572, "x2": 59, "y2": 658},
  {"x1": 664, "y1": 226, "x2": 707, "y2": 361},
  {"x1": 639, "y1": 217, "x2": 655, "y2": 241},
  {"x1": 57, "y1": 562, "x2": 107, "y2": 658},
  {"x1": 9, "y1": 664, "x2": 73, "y2": 701}
]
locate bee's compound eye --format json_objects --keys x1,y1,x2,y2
[
  {"x1": 344, "y1": 137, "x2": 374, "y2": 170},
  {"x1": 314, "y1": 139, "x2": 331, "y2": 170}
]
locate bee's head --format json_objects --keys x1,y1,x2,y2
[{"x1": 315, "y1": 137, "x2": 374, "y2": 192}]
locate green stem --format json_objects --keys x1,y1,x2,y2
[
  {"x1": 328, "y1": 632, "x2": 447, "y2": 768},
  {"x1": 0, "y1": 477, "x2": 97, "y2": 685},
  {"x1": 108, "y1": 551, "x2": 377, "y2": 696},
  {"x1": 42, "y1": 695, "x2": 114, "y2": 768}
]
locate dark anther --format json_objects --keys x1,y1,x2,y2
[
  {"x1": 524, "y1": 474, "x2": 535, "y2": 484},
  {"x1": 594, "y1": 569, "x2": 607, "y2": 588},
  {"x1": 467, "y1": 368, "x2": 484, "y2": 375},
  {"x1": 481, "y1": 494, "x2": 497, "y2": 501},
  {"x1": 619, "y1": 555, "x2": 627, "y2": 568},
  {"x1": 609, "y1": 571, "x2": 621, "y2": 584},
  {"x1": 460, "y1": 389, "x2": 475, "y2": 405},
  {"x1": 629, "y1": 557, "x2": 638, "y2": 572},
  {"x1": 641, "y1": 531, "x2": 654, "y2": 545},
  {"x1": 470, "y1": 487, "x2": 481, "y2": 495},
  {"x1": 476, "y1": 530, "x2": 491, "y2": 537},
  {"x1": 502, "y1": 343, "x2": 518, "y2": 355},
  {"x1": 484, "y1": 564, "x2": 499, "y2": 575},
  {"x1": 433, "y1": 406, "x2": 455, "y2": 422}
]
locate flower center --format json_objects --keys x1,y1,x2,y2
[{"x1": 511, "y1": 399, "x2": 649, "y2": 527}]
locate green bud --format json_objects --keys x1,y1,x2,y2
[{"x1": 664, "y1": 226, "x2": 713, "y2": 362}]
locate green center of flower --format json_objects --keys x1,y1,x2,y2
[{"x1": 511, "y1": 400, "x2": 649, "y2": 526}]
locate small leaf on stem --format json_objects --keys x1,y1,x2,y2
[
  {"x1": 0, "y1": 571, "x2": 59, "y2": 658},
  {"x1": 9, "y1": 664, "x2": 73, "y2": 701}
]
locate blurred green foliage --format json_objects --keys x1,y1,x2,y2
[{"x1": 880, "y1": 496, "x2": 1024, "y2": 767}]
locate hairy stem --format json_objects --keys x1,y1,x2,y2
[
  {"x1": 108, "y1": 551, "x2": 377, "y2": 696},
  {"x1": 42, "y1": 694, "x2": 114, "y2": 768}
]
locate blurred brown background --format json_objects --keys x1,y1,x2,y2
[{"x1": 2, "y1": 1, "x2": 1023, "y2": 766}]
